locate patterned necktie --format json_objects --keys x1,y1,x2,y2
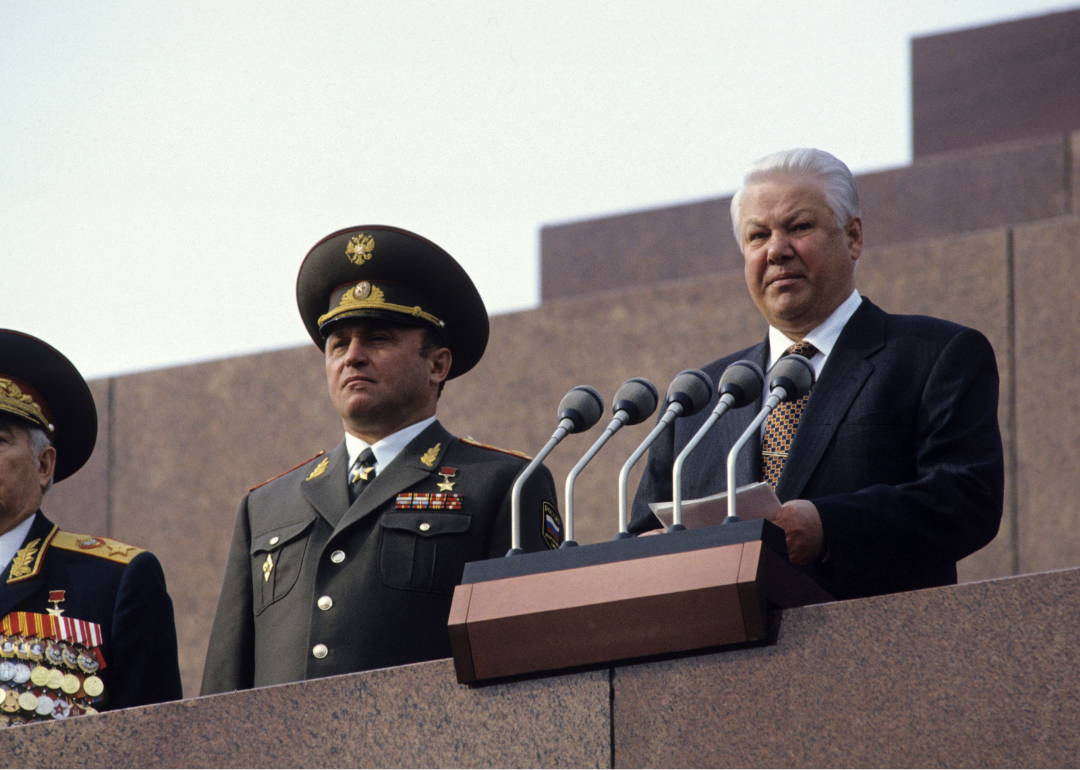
[
  {"x1": 761, "y1": 341, "x2": 818, "y2": 488},
  {"x1": 348, "y1": 448, "x2": 377, "y2": 503}
]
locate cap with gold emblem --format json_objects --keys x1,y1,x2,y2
[
  {"x1": 0, "y1": 331, "x2": 97, "y2": 482},
  {"x1": 295, "y1": 225, "x2": 490, "y2": 380}
]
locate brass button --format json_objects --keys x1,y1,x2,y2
[
  {"x1": 330, "y1": 550, "x2": 345, "y2": 564},
  {"x1": 312, "y1": 644, "x2": 328, "y2": 659},
  {"x1": 317, "y1": 596, "x2": 333, "y2": 611},
  {"x1": 419, "y1": 523, "x2": 431, "y2": 532},
  {"x1": 269, "y1": 536, "x2": 280, "y2": 546}
]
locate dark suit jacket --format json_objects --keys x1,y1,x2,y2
[
  {"x1": 201, "y1": 420, "x2": 560, "y2": 693},
  {"x1": 0, "y1": 512, "x2": 183, "y2": 709},
  {"x1": 630, "y1": 298, "x2": 1004, "y2": 600}
]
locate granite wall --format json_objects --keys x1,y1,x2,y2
[{"x1": 2, "y1": 564, "x2": 1078, "y2": 767}]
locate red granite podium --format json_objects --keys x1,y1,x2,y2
[{"x1": 448, "y1": 519, "x2": 832, "y2": 684}]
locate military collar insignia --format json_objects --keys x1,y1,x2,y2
[
  {"x1": 420, "y1": 443, "x2": 441, "y2": 467},
  {"x1": 7, "y1": 526, "x2": 58, "y2": 583},
  {"x1": 306, "y1": 457, "x2": 330, "y2": 481},
  {"x1": 346, "y1": 233, "x2": 375, "y2": 265}
]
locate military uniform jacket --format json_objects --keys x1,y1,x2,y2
[
  {"x1": 201, "y1": 420, "x2": 560, "y2": 693},
  {"x1": 0, "y1": 512, "x2": 183, "y2": 710}
]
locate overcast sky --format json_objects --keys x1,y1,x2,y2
[{"x1": 2, "y1": 0, "x2": 1075, "y2": 379}]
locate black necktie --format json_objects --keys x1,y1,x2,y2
[
  {"x1": 761, "y1": 341, "x2": 818, "y2": 488},
  {"x1": 348, "y1": 448, "x2": 377, "y2": 503}
]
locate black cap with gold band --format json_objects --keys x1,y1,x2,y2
[
  {"x1": 296, "y1": 225, "x2": 490, "y2": 380},
  {"x1": 0, "y1": 331, "x2": 97, "y2": 482}
]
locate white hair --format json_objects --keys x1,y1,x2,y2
[
  {"x1": 730, "y1": 148, "x2": 861, "y2": 239},
  {"x1": 0, "y1": 418, "x2": 55, "y2": 494}
]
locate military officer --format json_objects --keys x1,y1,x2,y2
[
  {"x1": 201, "y1": 225, "x2": 561, "y2": 693},
  {"x1": 0, "y1": 330, "x2": 182, "y2": 725}
]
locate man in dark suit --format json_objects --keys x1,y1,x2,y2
[
  {"x1": 630, "y1": 149, "x2": 1003, "y2": 600},
  {"x1": 0, "y1": 330, "x2": 182, "y2": 724},
  {"x1": 201, "y1": 226, "x2": 561, "y2": 693}
]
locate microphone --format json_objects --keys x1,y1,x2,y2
[
  {"x1": 508, "y1": 386, "x2": 604, "y2": 556},
  {"x1": 616, "y1": 370, "x2": 714, "y2": 539},
  {"x1": 563, "y1": 378, "x2": 659, "y2": 548},
  {"x1": 724, "y1": 354, "x2": 815, "y2": 523},
  {"x1": 671, "y1": 360, "x2": 764, "y2": 529}
]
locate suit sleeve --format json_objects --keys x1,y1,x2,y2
[
  {"x1": 814, "y1": 328, "x2": 1004, "y2": 587},
  {"x1": 107, "y1": 551, "x2": 183, "y2": 709},
  {"x1": 485, "y1": 461, "x2": 560, "y2": 557},
  {"x1": 200, "y1": 496, "x2": 256, "y2": 695}
]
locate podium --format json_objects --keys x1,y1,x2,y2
[{"x1": 448, "y1": 519, "x2": 832, "y2": 684}]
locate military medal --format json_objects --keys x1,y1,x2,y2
[
  {"x1": 262, "y1": 553, "x2": 274, "y2": 583},
  {"x1": 61, "y1": 644, "x2": 79, "y2": 670},
  {"x1": 61, "y1": 673, "x2": 80, "y2": 695},
  {"x1": 0, "y1": 662, "x2": 14, "y2": 682},
  {"x1": 35, "y1": 694, "x2": 54, "y2": 717},
  {"x1": 350, "y1": 461, "x2": 374, "y2": 484},
  {"x1": 46, "y1": 668, "x2": 64, "y2": 690},
  {"x1": 437, "y1": 467, "x2": 457, "y2": 492},
  {"x1": 17, "y1": 691, "x2": 36, "y2": 712},
  {"x1": 82, "y1": 675, "x2": 104, "y2": 698},
  {"x1": 29, "y1": 665, "x2": 49, "y2": 687},
  {"x1": 0, "y1": 637, "x2": 13, "y2": 658},
  {"x1": 12, "y1": 663, "x2": 30, "y2": 684},
  {"x1": 1, "y1": 691, "x2": 18, "y2": 713},
  {"x1": 45, "y1": 640, "x2": 63, "y2": 666},
  {"x1": 46, "y1": 590, "x2": 66, "y2": 617},
  {"x1": 77, "y1": 650, "x2": 100, "y2": 674}
]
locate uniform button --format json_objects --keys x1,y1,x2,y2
[
  {"x1": 330, "y1": 550, "x2": 345, "y2": 564},
  {"x1": 269, "y1": 536, "x2": 280, "y2": 546},
  {"x1": 317, "y1": 596, "x2": 333, "y2": 611},
  {"x1": 419, "y1": 523, "x2": 430, "y2": 532},
  {"x1": 312, "y1": 644, "x2": 328, "y2": 659}
]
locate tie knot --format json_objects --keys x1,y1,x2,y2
[
  {"x1": 352, "y1": 448, "x2": 375, "y2": 470},
  {"x1": 785, "y1": 341, "x2": 818, "y2": 359}
]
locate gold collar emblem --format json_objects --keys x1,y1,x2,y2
[
  {"x1": 420, "y1": 443, "x2": 441, "y2": 467},
  {"x1": 346, "y1": 234, "x2": 375, "y2": 265},
  {"x1": 305, "y1": 457, "x2": 330, "y2": 481},
  {"x1": 8, "y1": 539, "x2": 41, "y2": 582}
]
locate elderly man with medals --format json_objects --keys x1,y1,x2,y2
[{"x1": 0, "y1": 330, "x2": 182, "y2": 725}]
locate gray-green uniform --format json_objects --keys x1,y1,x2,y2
[{"x1": 201, "y1": 225, "x2": 561, "y2": 693}]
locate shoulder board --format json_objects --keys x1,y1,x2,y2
[
  {"x1": 250, "y1": 451, "x2": 327, "y2": 492},
  {"x1": 51, "y1": 530, "x2": 146, "y2": 565},
  {"x1": 458, "y1": 436, "x2": 532, "y2": 461}
]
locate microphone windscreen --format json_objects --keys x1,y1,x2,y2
[
  {"x1": 665, "y1": 369, "x2": 714, "y2": 417},
  {"x1": 557, "y1": 385, "x2": 604, "y2": 433},
  {"x1": 611, "y1": 378, "x2": 659, "y2": 425},
  {"x1": 718, "y1": 360, "x2": 765, "y2": 408},
  {"x1": 770, "y1": 354, "x2": 815, "y2": 400}
]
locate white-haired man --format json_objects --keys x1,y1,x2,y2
[{"x1": 630, "y1": 148, "x2": 1004, "y2": 600}]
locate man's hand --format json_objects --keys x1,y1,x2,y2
[{"x1": 773, "y1": 499, "x2": 825, "y2": 565}]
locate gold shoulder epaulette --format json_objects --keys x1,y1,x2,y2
[
  {"x1": 51, "y1": 531, "x2": 146, "y2": 565},
  {"x1": 459, "y1": 436, "x2": 532, "y2": 461},
  {"x1": 250, "y1": 451, "x2": 327, "y2": 492}
]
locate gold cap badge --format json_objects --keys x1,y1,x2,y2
[{"x1": 346, "y1": 234, "x2": 375, "y2": 265}]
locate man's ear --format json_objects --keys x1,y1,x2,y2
[
  {"x1": 37, "y1": 445, "x2": 56, "y2": 491},
  {"x1": 429, "y1": 347, "x2": 452, "y2": 385},
  {"x1": 846, "y1": 216, "x2": 863, "y2": 262}
]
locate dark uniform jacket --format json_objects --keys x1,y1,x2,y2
[
  {"x1": 631, "y1": 298, "x2": 1004, "y2": 600},
  {"x1": 0, "y1": 511, "x2": 183, "y2": 710},
  {"x1": 201, "y1": 420, "x2": 560, "y2": 693}
]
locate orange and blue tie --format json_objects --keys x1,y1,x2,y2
[{"x1": 761, "y1": 341, "x2": 817, "y2": 488}]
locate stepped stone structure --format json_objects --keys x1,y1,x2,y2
[{"x1": 29, "y1": 6, "x2": 1080, "y2": 731}]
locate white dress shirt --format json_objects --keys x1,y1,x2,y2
[
  {"x1": 760, "y1": 290, "x2": 864, "y2": 433},
  {"x1": 0, "y1": 512, "x2": 37, "y2": 575},
  {"x1": 344, "y1": 415, "x2": 439, "y2": 477}
]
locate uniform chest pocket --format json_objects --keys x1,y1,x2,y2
[
  {"x1": 250, "y1": 519, "x2": 314, "y2": 615},
  {"x1": 378, "y1": 512, "x2": 472, "y2": 595}
]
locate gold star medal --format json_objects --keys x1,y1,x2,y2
[{"x1": 437, "y1": 467, "x2": 457, "y2": 492}]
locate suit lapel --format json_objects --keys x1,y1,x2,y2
[
  {"x1": 0, "y1": 513, "x2": 58, "y2": 619},
  {"x1": 776, "y1": 299, "x2": 886, "y2": 501},
  {"x1": 301, "y1": 441, "x2": 351, "y2": 528},
  {"x1": 332, "y1": 421, "x2": 453, "y2": 536},
  {"x1": 726, "y1": 340, "x2": 768, "y2": 488}
]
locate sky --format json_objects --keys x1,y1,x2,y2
[{"x1": 1, "y1": 0, "x2": 1076, "y2": 379}]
